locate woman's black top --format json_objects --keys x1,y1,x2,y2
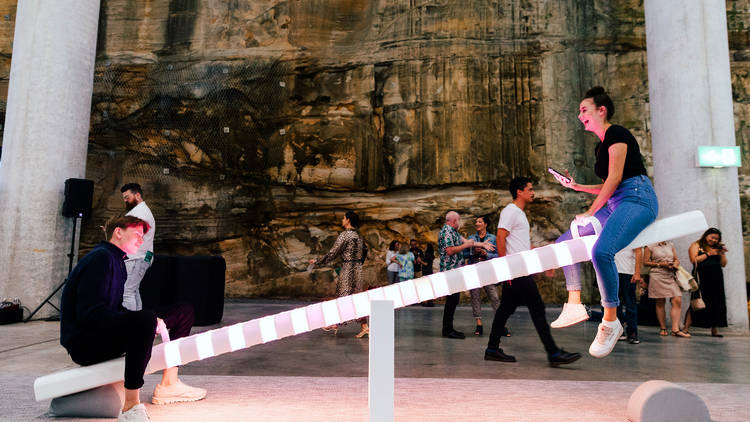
[{"x1": 594, "y1": 125, "x2": 647, "y2": 181}]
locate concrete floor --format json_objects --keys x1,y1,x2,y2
[{"x1": 2, "y1": 299, "x2": 750, "y2": 421}]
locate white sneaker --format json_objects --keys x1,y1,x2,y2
[
  {"x1": 152, "y1": 380, "x2": 207, "y2": 405},
  {"x1": 550, "y1": 303, "x2": 589, "y2": 328},
  {"x1": 118, "y1": 404, "x2": 151, "y2": 422},
  {"x1": 589, "y1": 319, "x2": 624, "y2": 358}
]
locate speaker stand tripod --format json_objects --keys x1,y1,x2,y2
[{"x1": 24, "y1": 215, "x2": 81, "y2": 322}]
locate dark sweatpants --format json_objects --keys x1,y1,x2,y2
[
  {"x1": 67, "y1": 303, "x2": 194, "y2": 390},
  {"x1": 487, "y1": 276, "x2": 558, "y2": 355}
]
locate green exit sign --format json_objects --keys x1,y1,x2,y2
[{"x1": 697, "y1": 146, "x2": 741, "y2": 167}]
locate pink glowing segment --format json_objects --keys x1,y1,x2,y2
[
  {"x1": 227, "y1": 323, "x2": 246, "y2": 351},
  {"x1": 550, "y1": 243, "x2": 574, "y2": 267},
  {"x1": 164, "y1": 340, "x2": 182, "y2": 369},
  {"x1": 413, "y1": 277, "x2": 436, "y2": 302},
  {"x1": 336, "y1": 296, "x2": 357, "y2": 322},
  {"x1": 519, "y1": 250, "x2": 543, "y2": 274},
  {"x1": 196, "y1": 332, "x2": 215, "y2": 360},
  {"x1": 290, "y1": 308, "x2": 310, "y2": 334},
  {"x1": 490, "y1": 258, "x2": 511, "y2": 281},
  {"x1": 398, "y1": 280, "x2": 419, "y2": 306},
  {"x1": 382, "y1": 284, "x2": 404, "y2": 308},
  {"x1": 459, "y1": 265, "x2": 481, "y2": 290},
  {"x1": 259, "y1": 316, "x2": 278, "y2": 343},
  {"x1": 321, "y1": 300, "x2": 340, "y2": 326},
  {"x1": 351, "y1": 292, "x2": 371, "y2": 318},
  {"x1": 428, "y1": 273, "x2": 449, "y2": 297}
]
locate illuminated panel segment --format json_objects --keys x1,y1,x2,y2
[
  {"x1": 164, "y1": 340, "x2": 182, "y2": 369},
  {"x1": 196, "y1": 332, "x2": 215, "y2": 360},
  {"x1": 550, "y1": 243, "x2": 574, "y2": 267},
  {"x1": 505, "y1": 253, "x2": 528, "y2": 279},
  {"x1": 533, "y1": 245, "x2": 559, "y2": 272},
  {"x1": 228, "y1": 323, "x2": 246, "y2": 351},
  {"x1": 398, "y1": 280, "x2": 419, "y2": 306},
  {"x1": 290, "y1": 308, "x2": 310, "y2": 334},
  {"x1": 413, "y1": 277, "x2": 436, "y2": 302},
  {"x1": 351, "y1": 292, "x2": 370, "y2": 318},
  {"x1": 519, "y1": 250, "x2": 542, "y2": 274},
  {"x1": 306, "y1": 303, "x2": 325, "y2": 330},
  {"x1": 382, "y1": 284, "x2": 404, "y2": 308},
  {"x1": 459, "y1": 265, "x2": 481, "y2": 290},
  {"x1": 259, "y1": 316, "x2": 278, "y2": 343},
  {"x1": 274, "y1": 312, "x2": 295, "y2": 339},
  {"x1": 336, "y1": 296, "x2": 357, "y2": 322},
  {"x1": 474, "y1": 260, "x2": 498, "y2": 287},
  {"x1": 321, "y1": 300, "x2": 341, "y2": 326},
  {"x1": 443, "y1": 269, "x2": 465, "y2": 295},
  {"x1": 429, "y1": 273, "x2": 449, "y2": 297},
  {"x1": 491, "y1": 258, "x2": 511, "y2": 282}
]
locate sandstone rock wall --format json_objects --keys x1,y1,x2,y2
[{"x1": 1, "y1": 1, "x2": 749, "y2": 302}]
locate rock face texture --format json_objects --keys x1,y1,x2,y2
[{"x1": 1, "y1": 1, "x2": 749, "y2": 302}]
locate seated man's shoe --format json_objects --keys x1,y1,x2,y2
[
  {"x1": 442, "y1": 329, "x2": 465, "y2": 339},
  {"x1": 484, "y1": 348, "x2": 516, "y2": 362},
  {"x1": 152, "y1": 380, "x2": 207, "y2": 405},
  {"x1": 588, "y1": 319, "x2": 623, "y2": 358},
  {"x1": 548, "y1": 349, "x2": 582, "y2": 367},
  {"x1": 118, "y1": 404, "x2": 151, "y2": 422},
  {"x1": 550, "y1": 303, "x2": 589, "y2": 328}
]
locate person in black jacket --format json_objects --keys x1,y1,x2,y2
[{"x1": 60, "y1": 215, "x2": 205, "y2": 422}]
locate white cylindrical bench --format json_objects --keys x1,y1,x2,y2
[{"x1": 627, "y1": 380, "x2": 710, "y2": 422}]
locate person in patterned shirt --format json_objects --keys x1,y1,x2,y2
[
  {"x1": 310, "y1": 211, "x2": 369, "y2": 338},
  {"x1": 438, "y1": 211, "x2": 494, "y2": 339}
]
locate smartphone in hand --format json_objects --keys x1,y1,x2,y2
[{"x1": 548, "y1": 167, "x2": 571, "y2": 184}]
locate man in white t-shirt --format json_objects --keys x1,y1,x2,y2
[
  {"x1": 614, "y1": 247, "x2": 644, "y2": 344},
  {"x1": 120, "y1": 183, "x2": 207, "y2": 406},
  {"x1": 484, "y1": 177, "x2": 581, "y2": 367},
  {"x1": 121, "y1": 183, "x2": 156, "y2": 312}
]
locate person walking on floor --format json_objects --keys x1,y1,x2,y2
[
  {"x1": 310, "y1": 211, "x2": 369, "y2": 338},
  {"x1": 484, "y1": 177, "x2": 581, "y2": 367}
]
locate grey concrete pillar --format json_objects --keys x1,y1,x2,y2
[
  {"x1": 0, "y1": 1, "x2": 100, "y2": 317},
  {"x1": 645, "y1": 0, "x2": 748, "y2": 330}
]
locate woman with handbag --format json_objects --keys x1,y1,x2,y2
[
  {"x1": 683, "y1": 228, "x2": 728, "y2": 337},
  {"x1": 643, "y1": 241, "x2": 690, "y2": 338}
]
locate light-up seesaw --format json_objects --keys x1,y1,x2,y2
[{"x1": 34, "y1": 210, "x2": 708, "y2": 403}]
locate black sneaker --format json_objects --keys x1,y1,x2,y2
[
  {"x1": 442, "y1": 329, "x2": 466, "y2": 339},
  {"x1": 484, "y1": 348, "x2": 516, "y2": 362},
  {"x1": 628, "y1": 335, "x2": 640, "y2": 344},
  {"x1": 548, "y1": 349, "x2": 582, "y2": 367}
]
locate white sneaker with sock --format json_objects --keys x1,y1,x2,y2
[
  {"x1": 118, "y1": 404, "x2": 151, "y2": 422},
  {"x1": 589, "y1": 319, "x2": 623, "y2": 358},
  {"x1": 550, "y1": 303, "x2": 589, "y2": 328}
]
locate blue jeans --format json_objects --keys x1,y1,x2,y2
[{"x1": 555, "y1": 175, "x2": 658, "y2": 308}]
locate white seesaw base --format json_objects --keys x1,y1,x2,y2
[{"x1": 34, "y1": 210, "x2": 708, "y2": 404}]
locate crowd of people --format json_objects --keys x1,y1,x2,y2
[{"x1": 56, "y1": 86, "x2": 732, "y2": 422}]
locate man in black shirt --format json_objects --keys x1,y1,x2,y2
[
  {"x1": 409, "y1": 239, "x2": 425, "y2": 277},
  {"x1": 61, "y1": 215, "x2": 205, "y2": 422}
]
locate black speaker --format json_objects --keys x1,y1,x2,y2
[{"x1": 62, "y1": 178, "x2": 94, "y2": 218}]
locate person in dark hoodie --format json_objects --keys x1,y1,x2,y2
[{"x1": 60, "y1": 215, "x2": 205, "y2": 422}]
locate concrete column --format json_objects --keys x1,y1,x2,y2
[
  {"x1": 0, "y1": 1, "x2": 100, "y2": 317},
  {"x1": 645, "y1": 0, "x2": 748, "y2": 330}
]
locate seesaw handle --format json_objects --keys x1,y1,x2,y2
[{"x1": 570, "y1": 215, "x2": 602, "y2": 238}]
